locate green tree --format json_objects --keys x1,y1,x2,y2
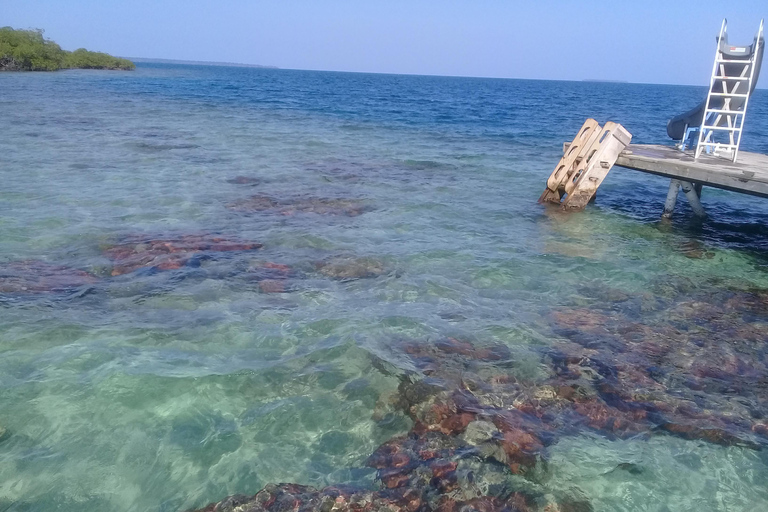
[
  {"x1": 0, "y1": 27, "x2": 66, "y2": 70},
  {"x1": 0, "y1": 27, "x2": 134, "y2": 71},
  {"x1": 62, "y1": 48, "x2": 135, "y2": 70}
]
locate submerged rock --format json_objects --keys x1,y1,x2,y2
[
  {"x1": 226, "y1": 176, "x2": 261, "y2": 185},
  {"x1": 286, "y1": 197, "x2": 369, "y2": 217},
  {"x1": 303, "y1": 158, "x2": 371, "y2": 183},
  {"x1": 227, "y1": 195, "x2": 279, "y2": 212},
  {"x1": 103, "y1": 234, "x2": 263, "y2": 276},
  {"x1": 190, "y1": 282, "x2": 768, "y2": 512},
  {"x1": 543, "y1": 284, "x2": 768, "y2": 448},
  {"x1": 0, "y1": 260, "x2": 98, "y2": 293},
  {"x1": 316, "y1": 256, "x2": 386, "y2": 280},
  {"x1": 228, "y1": 195, "x2": 369, "y2": 217},
  {"x1": 193, "y1": 467, "x2": 573, "y2": 512},
  {"x1": 191, "y1": 338, "x2": 595, "y2": 512},
  {"x1": 245, "y1": 261, "x2": 293, "y2": 293},
  {"x1": 258, "y1": 279, "x2": 285, "y2": 293},
  {"x1": 395, "y1": 304, "x2": 768, "y2": 472},
  {"x1": 676, "y1": 240, "x2": 715, "y2": 260}
]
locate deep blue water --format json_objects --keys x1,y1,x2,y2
[{"x1": 1, "y1": 63, "x2": 768, "y2": 512}]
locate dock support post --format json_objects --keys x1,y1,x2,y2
[
  {"x1": 661, "y1": 179, "x2": 706, "y2": 218},
  {"x1": 693, "y1": 183, "x2": 703, "y2": 198},
  {"x1": 680, "y1": 181, "x2": 706, "y2": 217},
  {"x1": 662, "y1": 180, "x2": 681, "y2": 218}
]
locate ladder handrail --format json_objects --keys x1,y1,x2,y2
[
  {"x1": 733, "y1": 19, "x2": 763, "y2": 162},
  {"x1": 695, "y1": 20, "x2": 727, "y2": 159},
  {"x1": 695, "y1": 18, "x2": 762, "y2": 162}
]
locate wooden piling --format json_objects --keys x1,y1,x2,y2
[{"x1": 662, "y1": 180, "x2": 681, "y2": 218}]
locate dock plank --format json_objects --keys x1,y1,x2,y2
[{"x1": 615, "y1": 144, "x2": 768, "y2": 198}]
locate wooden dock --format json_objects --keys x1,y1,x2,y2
[
  {"x1": 615, "y1": 144, "x2": 768, "y2": 199},
  {"x1": 558, "y1": 140, "x2": 768, "y2": 217}
]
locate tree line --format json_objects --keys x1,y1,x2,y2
[{"x1": 0, "y1": 27, "x2": 135, "y2": 71}]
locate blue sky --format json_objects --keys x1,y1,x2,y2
[{"x1": 3, "y1": 0, "x2": 765, "y2": 86}]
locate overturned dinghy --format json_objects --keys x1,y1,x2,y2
[{"x1": 667, "y1": 19, "x2": 764, "y2": 162}]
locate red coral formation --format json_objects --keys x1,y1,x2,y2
[
  {"x1": 103, "y1": 234, "x2": 263, "y2": 275},
  {"x1": 258, "y1": 279, "x2": 286, "y2": 293},
  {"x1": 246, "y1": 261, "x2": 294, "y2": 293},
  {"x1": 192, "y1": 283, "x2": 768, "y2": 512},
  {"x1": 193, "y1": 482, "x2": 539, "y2": 512}
]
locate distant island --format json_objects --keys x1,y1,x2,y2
[
  {"x1": 131, "y1": 57, "x2": 277, "y2": 69},
  {"x1": 0, "y1": 27, "x2": 135, "y2": 71},
  {"x1": 582, "y1": 79, "x2": 629, "y2": 84}
]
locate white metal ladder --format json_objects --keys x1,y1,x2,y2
[{"x1": 695, "y1": 19, "x2": 764, "y2": 162}]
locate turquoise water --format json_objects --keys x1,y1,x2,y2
[{"x1": 1, "y1": 64, "x2": 768, "y2": 511}]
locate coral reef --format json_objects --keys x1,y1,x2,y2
[
  {"x1": 0, "y1": 260, "x2": 98, "y2": 293},
  {"x1": 316, "y1": 257, "x2": 387, "y2": 280},
  {"x1": 228, "y1": 195, "x2": 369, "y2": 217},
  {"x1": 226, "y1": 176, "x2": 261, "y2": 185},
  {"x1": 190, "y1": 282, "x2": 768, "y2": 512},
  {"x1": 245, "y1": 261, "x2": 294, "y2": 293},
  {"x1": 103, "y1": 234, "x2": 263, "y2": 276}
]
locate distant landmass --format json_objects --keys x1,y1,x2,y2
[
  {"x1": 130, "y1": 57, "x2": 278, "y2": 69},
  {"x1": 582, "y1": 79, "x2": 629, "y2": 83},
  {"x1": 0, "y1": 27, "x2": 135, "y2": 71}
]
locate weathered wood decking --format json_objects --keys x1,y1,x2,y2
[
  {"x1": 615, "y1": 144, "x2": 768, "y2": 199},
  {"x1": 556, "y1": 141, "x2": 768, "y2": 217}
]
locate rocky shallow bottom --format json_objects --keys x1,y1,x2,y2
[
  {"x1": 187, "y1": 279, "x2": 768, "y2": 512},
  {"x1": 3, "y1": 233, "x2": 768, "y2": 512},
  {"x1": 3, "y1": 185, "x2": 768, "y2": 512}
]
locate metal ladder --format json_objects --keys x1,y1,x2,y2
[{"x1": 695, "y1": 19, "x2": 764, "y2": 162}]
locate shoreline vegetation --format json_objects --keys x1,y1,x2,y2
[{"x1": 0, "y1": 27, "x2": 135, "y2": 71}]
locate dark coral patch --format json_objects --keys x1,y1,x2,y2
[
  {"x1": 543, "y1": 285, "x2": 768, "y2": 448},
  {"x1": 227, "y1": 195, "x2": 278, "y2": 212},
  {"x1": 191, "y1": 283, "x2": 768, "y2": 512},
  {"x1": 0, "y1": 260, "x2": 98, "y2": 293},
  {"x1": 245, "y1": 261, "x2": 294, "y2": 293},
  {"x1": 315, "y1": 256, "x2": 386, "y2": 280},
  {"x1": 228, "y1": 195, "x2": 369, "y2": 217},
  {"x1": 192, "y1": 481, "x2": 543, "y2": 512},
  {"x1": 226, "y1": 176, "x2": 261, "y2": 185},
  {"x1": 103, "y1": 234, "x2": 263, "y2": 276}
]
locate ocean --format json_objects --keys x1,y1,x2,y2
[{"x1": 1, "y1": 62, "x2": 768, "y2": 512}]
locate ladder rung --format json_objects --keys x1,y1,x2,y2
[
  {"x1": 716, "y1": 59, "x2": 752, "y2": 63},
  {"x1": 702, "y1": 125, "x2": 742, "y2": 131},
  {"x1": 705, "y1": 108, "x2": 745, "y2": 114},
  {"x1": 713, "y1": 76, "x2": 750, "y2": 80},
  {"x1": 708, "y1": 92, "x2": 749, "y2": 98}
]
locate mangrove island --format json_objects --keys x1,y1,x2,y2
[{"x1": 0, "y1": 27, "x2": 135, "y2": 71}]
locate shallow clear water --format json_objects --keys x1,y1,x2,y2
[{"x1": 1, "y1": 64, "x2": 768, "y2": 511}]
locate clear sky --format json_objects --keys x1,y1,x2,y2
[{"x1": 3, "y1": 0, "x2": 766, "y2": 87}]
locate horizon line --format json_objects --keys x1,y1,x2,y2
[{"x1": 126, "y1": 57, "x2": 767, "y2": 90}]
